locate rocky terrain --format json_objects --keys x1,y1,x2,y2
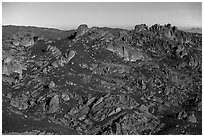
[{"x1": 2, "y1": 24, "x2": 202, "y2": 135}]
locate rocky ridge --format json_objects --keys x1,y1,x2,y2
[{"x1": 2, "y1": 24, "x2": 202, "y2": 135}]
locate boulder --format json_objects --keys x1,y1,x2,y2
[
  {"x1": 10, "y1": 94, "x2": 29, "y2": 110},
  {"x1": 61, "y1": 93, "x2": 70, "y2": 101},
  {"x1": 67, "y1": 50, "x2": 76, "y2": 62},
  {"x1": 20, "y1": 37, "x2": 35, "y2": 47},
  {"x1": 188, "y1": 112, "x2": 197, "y2": 123},
  {"x1": 49, "y1": 81, "x2": 56, "y2": 89},
  {"x1": 47, "y1": 95, "x2": 60, "y2": 114}
]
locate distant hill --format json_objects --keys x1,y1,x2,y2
[
  {"x1": 2, "y1": 25, "x2": 76, "y2": 40},
  {"x1": 182, "y1": 27, "x2": 202, "y2": 34}
]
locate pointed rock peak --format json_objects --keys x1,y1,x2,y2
[{"x1": 76, "y1": 24, "x2": 89, "y2": 38}]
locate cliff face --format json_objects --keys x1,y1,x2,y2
[{"x1": 2, "y1": 24, "x2": 202, "y2": 135}]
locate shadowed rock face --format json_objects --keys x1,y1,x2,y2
[{"x1": 2, "y1": 24, "x2": 202, "y2": 135}]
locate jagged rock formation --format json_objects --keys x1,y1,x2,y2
[
  {"x1": 2, "y1": 24, "x2": 202, "y2": 135},
  {"x1": 134, "y1": 24, "x2": 148, "y2": 32}
]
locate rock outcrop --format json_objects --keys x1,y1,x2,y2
[
  {"x1": 76, "y1": 24, "x2": 89, "y2": 38},
  {"x1": 134, "y1": 24, "x2": 148, "y2": 32},
  {"x1": 10, "y1": 31, "x2": 38, "y2": 47}
]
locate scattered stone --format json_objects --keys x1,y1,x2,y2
[{"x1": 2, "y1": 24, "x2": 201, "y2": 135}]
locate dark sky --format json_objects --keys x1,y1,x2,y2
[{"x1": 2, "y1": 2, "x2": 202, "y2": 30}]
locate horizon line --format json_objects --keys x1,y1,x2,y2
[{"x1": 2, "y1": 23, "x2": 202, "y2": 31}]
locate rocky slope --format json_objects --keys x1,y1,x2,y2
[{"x1": 2, "y1": 24, "x2": 202, "y2": 135}]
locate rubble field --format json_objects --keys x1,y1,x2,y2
[{"x1": 2, "y1": 24, "x2": 202, "y2": 135}]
